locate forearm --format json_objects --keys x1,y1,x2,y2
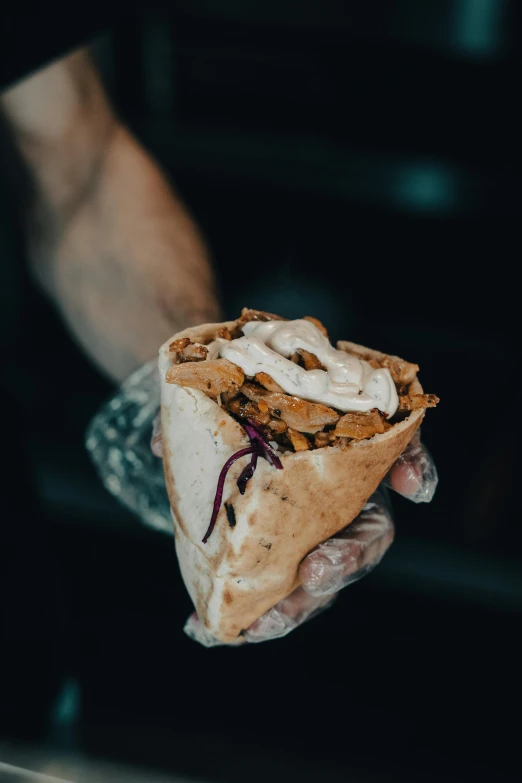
[
  {"x1": 37, "y1": 122, "x2": 220, "y2": 381},
  {"x1": 1, "y1": 49, "x2": 220, "y2": 382}
]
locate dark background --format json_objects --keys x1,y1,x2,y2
[{"x1": 1, "y1": 2, "x2": 522, "y2": 781}]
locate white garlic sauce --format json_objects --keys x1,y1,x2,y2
[{"x1": 219, "y1": 319, "x2": 398, "y2": 416}]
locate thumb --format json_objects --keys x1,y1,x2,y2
[{"x1": 385, "y1": 430, "x2": 438, "y2": 503}]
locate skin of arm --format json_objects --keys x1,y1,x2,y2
[{"x1": 0, "y1": 47, "x2": 221, "y2": 382}]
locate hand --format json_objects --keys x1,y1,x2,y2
[{"x1": 152, "y1": 418, "x2": 437, "y2": 646}]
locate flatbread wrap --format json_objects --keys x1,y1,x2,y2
[{"x1": 159, "y1": 309, "x2": 438, "y2": 643}]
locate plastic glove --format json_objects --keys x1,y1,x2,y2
[{"x1": 151, "y1": 413, "x2": 438, "y2": 647}]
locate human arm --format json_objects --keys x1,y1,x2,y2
[{"x1": 0, "y1": 47, "x2": 220, "y2": 382}]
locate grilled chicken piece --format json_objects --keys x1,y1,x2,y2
[
  {"x1": 215, "y1": 326, "x2": 233, "y2": 341},
  {"x1": 266, "y1": 418, "x2": 288, "y2": 435},
  {"x1": 237, "y1": 308, "x2": 287, "y2": 327},
  {"x1": 314, "y1": 432, "x2": 331, "y2": 449},
  {"x1": 169, "y1": 337, "x2": 191, "y2": 353},
  {"x1": 181, "y1": 343, "x2": 208, "y2": 362},
  {"x1": 240, "y1": 382, "x2": 339, "y2": 434},
  {"x1": 297, "y1": 349, "x2": 325, "y2": 371},
  {"x1": 287, "y1": 428, "x2": 311, "y2": 451},
  {"x1": 334, "y1": 409, "x2": 387, "y2": 440},
  {"x1": 168, "y1": 337, "x2": 208, "y2": 362},
  {"x1": 398, "y1": 393, "x2": 439, "y2": 412},
  {"x1": 255, "y1": 372, "x2": 285, "y2": 393},
  {"x1": 384, "y1": 359, "x2": 420, "y2": 386},
  {"x1": 166, "y1": 359, "x2": 244, "y2": 398},
  {"x1": 328, "y1": 436, "x2": 353, "y2": 451},
  {"x1": 227, "y1": 397, "x2": 271, "y2": 426}
]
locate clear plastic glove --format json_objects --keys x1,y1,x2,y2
[
  {"x1": 86, "y1": 361, "x2": 438, "y2": 648},
  {"x1": 150, "y1": 411, "x2": 438, "y2": 647}
]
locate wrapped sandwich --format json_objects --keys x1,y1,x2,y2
[{"x1": 159, "y1": 309, "x2": 438, "y2": 643}]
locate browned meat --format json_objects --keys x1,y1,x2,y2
[
  {"x1": 257, "y1": 399, "x2": 269, "y2": 413},
  {"x1": 337, "y1": 341, "x2": 419, "y2": 386},
  {"x1": 385, "y1": 359, "x2": 420, "y2": 386},
  {"x1": 226, "y1": 396, "x2": 270, "y2": 427},
  {"x1": 169, "y1": 337, "x2": 191, "y2": 354},
  {"x1": 287, "y1": 428, "x2": 311, "y2": 451},
  {"x1": 314, "y1": 432, "x2": 331, "y2": 449},
  {"x1": 237, "y1": 308, "x2": 286, "y2": 327},
  {"x1": 266, "y1": 418, "x2": 288, "y2": 435},
  {"x1": 303, "y1": 315, "x2": 329, "y2": 338},
  {"x1": 168, "y1": 337, "x2": 208, "y2": 362},
  {"x1": 334, "y1": 409, "x2": 387, "y2": 440},
  {"x1": 181, "y1": 343, "x2": 208, "y2": 362},
  {"x1": 223, "y1": 396, "x2": 241, "y2": 415},
  {"x1": 166, "y1": 359, "x2": 244, "y2": 398},
  {"x1": 399, "y1": 393, "x2": 440, "y2": 412},
  {"x1": 255, "y1": 372, "x2": 285, "y2": 393},
  {"x1": 328, "y1": 436, "x2": 353, "y2": 451},
  {"x1": 297, "y1": 349, "x2": 325, "y2": 371},
  {"x1": 240, "y1": 382, "x2": 339, "y2": 434},
  {"x1": 215, "y1": 326, "x2": 233, "y2": 341}
]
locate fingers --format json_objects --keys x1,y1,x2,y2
[
  {"x1": 385, "y1": 429, "x2": 438, "y2": 503},
  {"x1": 300, "y1": 487, "x2": 395, "y2": 597},
  {"x1": 150, "y1": 411, "x2": 163, "y2": 458},
  {"x1": 243, "y1": 588, "x2": 335, "y2": 643},
  {"x1": 183, "y1": 589, "x2": 335, "y2": 647},
  {"x1": 183, "y1": 612, "x2": 245, "y2": 648}
]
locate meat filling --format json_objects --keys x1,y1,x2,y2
[
  {"x1": 165, "y1": 312, "x2": 439, "y2": 452},
  {"x1": 240, "y1": 381, "x2": 339, "y2": 434},
  {"x1": 166, "y1": 358, "x2": 244, "y2": 398}
]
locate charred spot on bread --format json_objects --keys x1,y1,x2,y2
[
  {"x1": 225, "y1": 502, "x2": 236, "y2": 528},
  {"x1": 223, "y1": 589, "x2": 233, "y2": 605}
]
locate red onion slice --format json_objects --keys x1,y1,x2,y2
[
  {"x1": 202, "y1": 447, "x2": 258, "y2": 543},
  {"x1": 237, "y1": 451, "x2": 259, "y2": 495},
  {"x1": 244, "y1": 421, "x2": 283, "y2": 469},
  {"x1": 202, "y1": 420, "x2": 284, "y2": 543}
]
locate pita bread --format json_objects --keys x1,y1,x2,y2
[{"x1": 159, "y1": 319, "x2": 425, "y2": 643}]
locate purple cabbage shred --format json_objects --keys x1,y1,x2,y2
[{"x1": 202, "y1": 419, "x2": 283, "y2": 543}]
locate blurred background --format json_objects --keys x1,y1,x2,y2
[{"x1": 1, "y1": 1, "x2": 522, "y2": 781}]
